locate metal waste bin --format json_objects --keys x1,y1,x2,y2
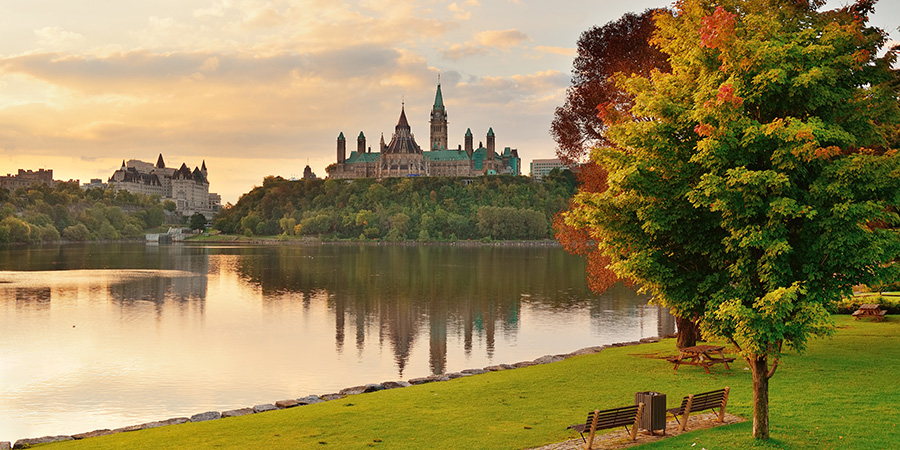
[{"x1": 635, "y1": 391, "x2": 666, "y2": 435}]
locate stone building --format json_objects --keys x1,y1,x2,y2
[
  {"x1": 0, "y1": 169, "x2": 58, "y2": 191},
  {"x1": 108, "y1": 154, "x2": 220, "y2": 218},
  {"x1": 327, "y1": 83, "x2": 521, "y2": 179}
]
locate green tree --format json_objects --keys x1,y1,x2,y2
[
  {"x1": 568, "y1": 0, "x2": 900, "y2": 440},
  {"x1": 190, "y1": 213, "x2": 207, "y2": 231}
]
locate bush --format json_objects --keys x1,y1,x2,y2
[
  {"x1": 833, "y1": 294, "x2": 900, "y2": 315},
  {"x1": 62, "y1": 223, "x2": 92, "y2": 241}
]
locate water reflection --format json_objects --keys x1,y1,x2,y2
[{"x1": 0, "y1": 243, "x2": 673, "y2": 444}]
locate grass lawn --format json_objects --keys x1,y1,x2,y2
[{"x1": 40, "y1": 315, "x2": 899, "y2": 449}]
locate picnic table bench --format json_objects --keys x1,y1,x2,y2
[
  {"x1": 667, "y1": 387, "x2": 730, "y2": 432},
  {"x1": 567, "y1": 403, "x2": 644, "y2": 450},
  {"x1": 852, "y1": 304, "x2": 887, "y2": 321},
  {"x1": 666, "y1": 345, "x2": 736, "y2": 374}
]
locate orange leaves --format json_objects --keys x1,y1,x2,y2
[
  {"x1": 813, "y1": 146, "x2": 842, "y2": 159},
  {"x1": 694, "y1": 123, "x2": 714, "y2": 137},
  {"x1": 699, "y1": 6, "x2": 737, "y2": 50},
  {"x1": 716, "y1": 84, "x2": 743, "y2": 107}
]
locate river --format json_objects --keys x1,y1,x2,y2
[{"x1": 0, "y1": 242, "x2": 673, "y2": 443}]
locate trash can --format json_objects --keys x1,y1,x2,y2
[{"x1": 635, "y1": 391, "x2": 666, "y2": 435}]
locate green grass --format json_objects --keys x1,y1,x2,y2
[{"x1": 40, "y1": 315, "x2": 899, "y2": 449}]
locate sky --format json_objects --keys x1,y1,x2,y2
[{"x1": 0, "y1": 0, "x2": 898, "y2": 203}]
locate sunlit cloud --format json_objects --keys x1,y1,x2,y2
[
  {"x1": 33, "y1": 27, "x2": 86, "y2": 50},
  {"x1": 440, "y1": 29, "x2": 529, "y2": 60},
  {"x1": 534, "y1": 46, "x2": 576, "y2": 57}
]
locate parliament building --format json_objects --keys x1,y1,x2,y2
[{"x1": 326, "y1": 84, "x2": 521, "y2": 179}]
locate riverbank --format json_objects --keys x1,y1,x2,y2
[
  {"x1": 24, "y1": 315, "x2": 899, "y2": 449},
  {"x1": 184, "y1": 234, "x2": 563, "y2": 247}
]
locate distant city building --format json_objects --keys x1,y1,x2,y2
[
  {"x1": 302, "y1": 165, "x2": 318, "y2": 180},
  {"x1": 1, "y1": 169, "x2": 59, "y2": 191},
  {"x1": 327, "y1": 83, "x2": 521, "y2": 179},
  {"x1": 81, "y1": 178, "x2": 107, "y2": 190},
  {"x1": 108, "y1": 154, "x2": 219, "y2": 219},
  {"x1": 530, "y1": 158, "x2": 567, "y2": 182}
]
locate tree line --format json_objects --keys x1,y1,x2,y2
[
  {"x1": 0, "y1": 181, "x2": 175, "y2": 244},
  {"x1": 213, "y1": 174, "x2": 577, "y2": 241}
]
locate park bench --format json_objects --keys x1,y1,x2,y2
[
  {"x1": 666, "y1": 387, "x2": 730, "y2": 432},
  {"x1": 567, "y1": 403, "x2": 644, "y2": 450}
]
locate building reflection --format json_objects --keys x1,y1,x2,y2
[{"x1": 232, "y1": 245, "x2": 674, "y2": 376}]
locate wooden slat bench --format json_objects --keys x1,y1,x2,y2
[
  {"x1": 666, "y1": 387, "x2": 730, "y2": 432},
  {"x1": 567, "y1": 403, "x2": 644, "y2": 450}
]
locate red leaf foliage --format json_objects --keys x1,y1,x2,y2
[{"x1": 699, "y1": 6, "x2": 737, "y2": 49}]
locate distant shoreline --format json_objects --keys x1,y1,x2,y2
[{"x1": 183, "y1": 235, "x2": 563, "y2": 247}]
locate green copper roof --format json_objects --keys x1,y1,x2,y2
[
  {"x1": 433, "y1": 84, "x2": 444, "y2": 109},
  {"x1": 487, "y1": 127, "x2": 494, "y2": 137},
  {"x1": 345, "y1": 151, "x2": 380, "y2": 164},
  {"x1": 338, "y1": 132, "x2": 345, "y2": 140},
  {"x1": 465, "y1": 128, "x2": 472, "y2": 137},
  {"x1": 358, "y1": 131, "x2": 365, "y2": 139},
  {"x1": 425, "y1": 150, "x2": 469, "y2": 162}
]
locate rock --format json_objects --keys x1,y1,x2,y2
[
  {"x1": 275, "y1": 399, "x2": 299, "y2": 409},
  {"x1": 445, "y1": 372, "x2": 464, "y2": 379},
  {"x1": 112, "y1": 424, "x2": 147, "y2": 433},
  {"x1": 572, "y1": 346, "x2": 605, "y2": 356},
  {"x1": 533, "y1": 355, "x2": 565, "y2": 365},
  {"x1": 513, "y1": 361, "x2": 536, "y2": 368},
  {"x1": 222, "y1": 408, "x2": 255, "y2": 418},
  {"x1": 500, "y1": 363, "x2": 517, "y2": 370},
  {"x1": 71, "y1": 429, "x2": 114, "y2": 439},
  {"x1": 297, "y1": 395, "x2": 324, "y2": 405},
  {"x1": 190, "y1": 411, "x2": 221, "y2": 422},
  {"x1": 408, "y1": 377, "x2": 433, "y2": 385},
  {"x1": 13, "y1": 436, "x2": 73, "y2": 448},
  {"x1": 253, "y1": 404, "x2": 278, "y2": 413},
  {"x1": 0, "y1": 442, "x2": 10, "y2": 450},
  {"x1": 319, "y1": 393, "x2": 345, "y2": 401},
  {"x1": 640, "y1": 337, "x2": 660, "y2": 343},
  {"x1": 381, "y1": 380, "x2": 411, "y2": 389},
  {"x1": 461, "y1": 368, "x2": 487, "y2": 375},
  {"x1": 483, "y1": 365, "x2": 505, "y2": 371},
  {"x1": 365, "y1": 383, "x2": 384, "y2": 392},
  {"x1": 142, "y1": 418, "x2": 190, "y2": 429},
  {"x1": 339, "y1": 385, "x2": 370, "y2": 396}
]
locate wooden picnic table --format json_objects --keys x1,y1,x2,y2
[
  {"x1": 667, "y1": 345, "x2": 735, "y2": 374},
  {"x1": 852, "y1": 304, "x2": 887, "y2": 321}
]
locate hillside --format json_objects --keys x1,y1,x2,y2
[
  {"x1": 0, "y1": 181, "x2": 175, "y2": 243},
  {"x1": 213, "y1": 173, "x2": 576, "y2": 241}
]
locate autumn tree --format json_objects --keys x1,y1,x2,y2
[
  {"x1": 568, "y1": 0, "x2": 900, "y2": 440},
  {"x1": 551, "y1": 8, "x2": 709, "y2": 346}
]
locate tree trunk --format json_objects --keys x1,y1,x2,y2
[
  {"x1": 675, "y1": 315, "x2": 700, "y2": 348},
  {"x1": 750, "y1": 355, "x2": 770, "y2": 439}
]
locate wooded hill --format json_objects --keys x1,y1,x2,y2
[
  {"x1": 213, "y1": 173, "x2": 577, "y2": 241},
  {"x1": 0, "y1": 181, "x2": 174, "y2": 244}
]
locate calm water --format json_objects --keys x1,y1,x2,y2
[{"x1": 0, "y1": 243, "x2": 673, "y2": 443}]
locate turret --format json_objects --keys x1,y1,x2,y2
[
  {"x1": 358, "y1": 131, "x2": 366, "y2": 154},
  {"x1": 201, "y1": 160, "x2": 208, "y2": 179},
  {"x1": 464, "y1": 128, "x2": 473, "y2": 157},
  {"x1": 337, "y1": 132, "x2": 346, "y2": 164},
  {"x1": 486, "y1": 128, "x2": 495, "y2": 161},
  {"x1": 156, "y1": 154, "x2": 165, "y2": 169}
]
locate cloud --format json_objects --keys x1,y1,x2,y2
[
  {"x1": 440, "y1": 28, "x2": 530, "y2": 61},
  {"x1": 34, "y1": 27, "x2": 86, "y2": 50},
  {"x1": 447, "y1": 1, "x2": 481, "y2": 20},
  {"x1": 533, "y1": 46, "x2": 576, "y2": 57},
  {"x1": 474, "y1": 29, "x2": 528, "y2": 48}
]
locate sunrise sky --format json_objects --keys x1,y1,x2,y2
[{"x1": 1, "y1": 0, "x2": 897, "y2": 203}]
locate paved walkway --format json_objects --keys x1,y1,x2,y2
[{"x1": 524, "y1": 412, "x2": 744, "y2": 450}]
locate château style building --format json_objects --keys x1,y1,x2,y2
[
  {"x1": 326, "y1": 83, "x2": 521, "y2": 179},
  {"x1": 108, "y1": 154, "x2": 220, "y2": 218}
]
